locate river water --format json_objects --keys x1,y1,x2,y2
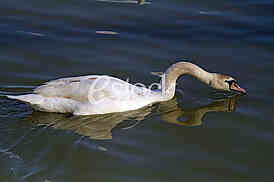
[{"x1": 0, "y1": 0, "x2": 273, "y2": 181}]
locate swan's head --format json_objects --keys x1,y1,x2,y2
[{"x1": 211, "y1": 74, "x2": 246, "y2": 95}]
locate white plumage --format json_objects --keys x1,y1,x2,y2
[{"x1": 8, "y1": 75, "x2": 163, "y2": 115}]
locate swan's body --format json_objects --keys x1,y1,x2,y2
[{"x1": 7, "y1": 62, "x2": 246, "y2": 115}]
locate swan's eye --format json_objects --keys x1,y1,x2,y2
[
  {"x1": 225, "y1": 80, "x2": 235, "y2": 85},
  {"x1": 225, "y1": 80, "x2": 237, "y2": 88}
]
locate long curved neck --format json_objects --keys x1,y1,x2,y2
[{"x1": 161, "y1": 62, "x2": 213, "y2": 99}]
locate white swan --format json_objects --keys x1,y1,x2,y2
[{"x1": 7, "y1": 62, "x2": 246, "y2": 115}]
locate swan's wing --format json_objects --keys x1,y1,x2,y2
[
  {"x1": 42, "y1": 75, "x2": 98, "y2": 86},
  {"x1": 34, "y1": 75, "x2": 146, "y2": 102},
  {"x1": 34, "y1": 75, "x2": 99, "y2": 101}
]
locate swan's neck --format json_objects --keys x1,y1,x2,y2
[{"x1": 161, "y1": 62, "x2": 213, "y2": 100}]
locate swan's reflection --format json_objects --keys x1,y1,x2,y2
[
  {"x1": 159, "y1": 95, "x2": 240, "y2": 126},
  {"x1": 23, "y1": 105, "x2": 153, "y2": 140},
  {"x1": 23, "y1": 95, "x2": 240, "y2": 140}
]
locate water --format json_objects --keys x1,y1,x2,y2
[{"x1": 0, "y1": 0, "x2": 274, "y2": 181}]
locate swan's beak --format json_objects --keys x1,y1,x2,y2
[{"x1": 230, "y1": 82, "x2": 246, "y2": 95}]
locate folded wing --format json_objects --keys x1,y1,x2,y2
[{"x1": 34, "y1": 75, "x2": 146, "y2": 103}]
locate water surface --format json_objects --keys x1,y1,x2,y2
[{"x1": 0, "y1": 0, "x2": 274, "y2": 181}]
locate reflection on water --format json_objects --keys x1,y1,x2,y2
[
  {"x1": 159, "y1": 95, "x2": 239, "y2": 127},
  {"x1": 95, "y1": 0, "x2": 151, "y2": 5},
  {"x1": 22, "y1": 95, "x2": 240, "y2": 141},
  {"x1": 23, "y1": 105, "x2": 153, "y2": 140}
]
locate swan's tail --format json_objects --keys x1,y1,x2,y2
[
  {"x1": 0, "y1": 85, "x2": 36, "y2": 102},
  {"x1": 6, "y1": 94, "x2": 44, "y2": 105}
]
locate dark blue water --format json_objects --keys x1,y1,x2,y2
[{"x1": 0, "y1": 0, "x2": 274, "y2": 181}]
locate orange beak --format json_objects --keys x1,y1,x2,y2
[{"x1": 230, "y1": 82, "x2": 246, "y2": 95}]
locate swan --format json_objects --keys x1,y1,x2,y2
[{"x1": 7, "y1": 62, "x2": 246, "y2": 115}]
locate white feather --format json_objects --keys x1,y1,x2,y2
[{"x1": 7, "y1": 75, "x2": 163, "y2": 115}]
